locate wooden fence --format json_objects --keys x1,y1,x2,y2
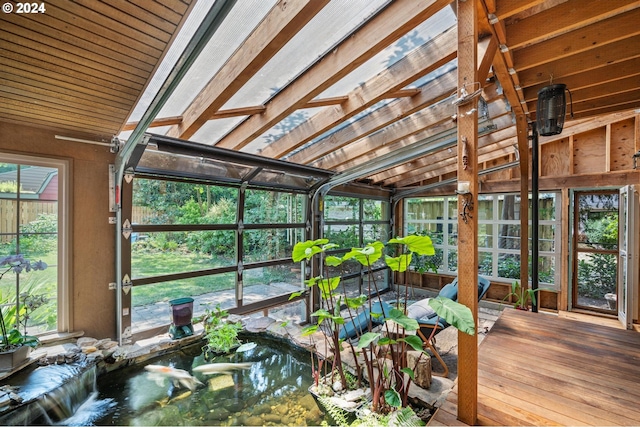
[{"x1": 0, "y1": 199, "x2": 57, "y2": 242}]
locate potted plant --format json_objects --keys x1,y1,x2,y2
[
  {"x1": 502, "y1": 280, "x2": 539, "y2": 311},
  {"x1": 291, "y1": 235, "x2": 475, "y2": 420},
  {"x1": 0, "y1": 254, "x2": 47, "y2": 371}
]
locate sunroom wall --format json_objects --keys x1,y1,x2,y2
[{"x1": 0, "y1": 121, "x2": 117, "y2": 339}]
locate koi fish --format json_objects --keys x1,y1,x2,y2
[
  {"x1": 144, "y1": 364, "x2": 203, "y2": 391},
  {"x1": 192, "y1": 362, "x2": 253, "y2": 375}
]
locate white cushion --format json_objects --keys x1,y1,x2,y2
[{"x1": 407, "y1": 299, "x2": 437, "y2": 322}]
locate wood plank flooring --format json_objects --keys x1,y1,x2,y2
[{"x1": 429, "y1": 309, "x2": 640, "y2": 426}]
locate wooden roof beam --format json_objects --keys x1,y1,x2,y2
[
  {"x1": 287, "y1": 71, "x2": 457, "y2": 165},
  {"x1": 258, "y1": 23, "x2": 458, "y2": 159},
  {"x1": 214, "y1": 0, "x2": 452, "y2": 150},
  {"x1": 166, "y1": 0, "x2": 331, "y2": 140},
  {"x1": 505, "y1": 0, "x2": 640, "y2": 51}
]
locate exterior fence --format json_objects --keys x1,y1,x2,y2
[{"x1": 0, "y1": 199, "x2": 58, "y2": 242}]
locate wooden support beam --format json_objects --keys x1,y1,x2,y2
[
  {"x1": 122, "y1": 115, "x2": 183, "y2": 131},
  {"x1": 214, "y1": 0, "x2": 451, "y2": 150},
  {"x1": 166, "y1": 0, "x2": 331, "y2": 140},
  {"x1": 456, "y1": 0, "x2": 479, "y2": 423},
  {"x1": 211, "y1": 105, "x2": 266, "y2": 119}
]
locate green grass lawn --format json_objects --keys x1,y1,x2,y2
[{"x1": 131, "y1": 249, "x2": 235, "y2": 307}]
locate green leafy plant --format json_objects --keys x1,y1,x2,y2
[
  {"x1": 199, "y1": 304, "x2": 242, "y2": 357},
  {"x1": 0, "y1": 254, "x2": 48, "y2": 352},
  {"x1": 502, "y1": 280, "x2": 538, "y2": 310},
  {"x1": 291, "y1": 235, "x2": 475, "y2": 416}
]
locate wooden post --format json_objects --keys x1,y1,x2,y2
[{"x1": 456, "y1": 0, "x2": 478, "y2": 424}]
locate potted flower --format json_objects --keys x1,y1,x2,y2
[
  {"x1": 0, "y1": 254, "x2": 47, "y2": 371},
  {"x1": 291, "y1": 235, "x2": 475, "y2": 419}
]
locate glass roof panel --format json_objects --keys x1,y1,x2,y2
[{"x1": 220, "y1": 0, "x2": 390, "y2": 111}]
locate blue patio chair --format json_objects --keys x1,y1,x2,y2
[{"x1": 410, "y1": 276, "x2": 491, "y2": 377}]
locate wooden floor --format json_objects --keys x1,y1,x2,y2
[{"x1": 429, "y1": 308, "x2": 640, "y2": 426}]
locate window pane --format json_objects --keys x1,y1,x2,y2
[
  {"x1": 243, "y1": 228, "x2": 304, "y2": 262},
  {"x1": 244, "y1": 264, "x2": 301, "y2": 302},
  {"x1": 363, "y1": 200, "x2": 387, "y2": 221},
  {"x1": 244, "y1": 190, "x2": 305, "y2": 223},
  {"x1": 498, "y1": 194, "x2": 521, "y2": 220},
  {"x1": 576, "y1": 193, "x2": 618, "y2": 251},
  {"x1": 132, "y1": 231, "x2": 235, "y2": 278},
  {"x1": 406, "y1": 198, "x2": 443, "y2": 221},
  {"x1": 324, "y1": 224, "x2": 359, "y2": 248},
  {"x1": 447, "y1": 249, "x2": 458, "y2": 272},
  {"x1": 363, "y1": 224, "x2": 389, "y2": 244},
  {"x1": 538, "y1": 225, "x2": 556, "y2": 251},
  {"x1": 478, "y1": 224, "x2": 493, "y2": 248},
  {"x1": 477, "y1": 196, "x2": 493, "y2": 220},
  {"x1": 324, "y1": 196, "x2": 358, "y2": 221},
  {"x1": 576, "y1": 253, "x2": 617, "y2": 310},
  {"x1": 498, "y1": 224, "x2": 520, "y2": 250},
  {"x1": 133, "y1": 179, "x2": 237, "y2": 225},
  {"x1": 131, "y1": 272, "x2": 236, "y2": 333},
  {"x1": 478, "y1": 251, "x2": 493, "y2": 276},
  {"x1": 537, "y1": 255, "x2": 556, "y2": 285},
  {"x1": 448, "y1": 222, "x2": 458, "y2": 246},
  {"x1": 447, "y1": 199, "x2": 457, "y2": 220},
  {"x1": 539, "y1": 193, "x2": 557, "y2": 220},
  {"x1": 497, "y1": 253, "x2": 520, "y2": 280}
]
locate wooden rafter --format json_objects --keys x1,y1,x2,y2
[{"x1": 213, "y1": 0, "x2": 451, "y2": 150}]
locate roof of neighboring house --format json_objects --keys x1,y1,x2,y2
[{"x1": 0, "y1": 167, "x2": 58, "y2": 196}]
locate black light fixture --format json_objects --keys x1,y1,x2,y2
[{"x1": 536, "y1": 84, "x2": 571, "y2": 136}]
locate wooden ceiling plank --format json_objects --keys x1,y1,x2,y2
[
  {"x1": 0, "y1": 71, "x2": 134, "y2": 110},
  {"x1": 260, "y1": 26, "x2": 458, "y2": 159},
  {"x1": 518, "y1": 34, "x2": 640, "y2": 88},
  {"x1": 523, "y1": 56, "x2": 640, "y2": 101},
  {"x1": 287, "y1": 69, "x2": 458, "y2": 165},
  {"x1": 1, "y1": 48, "x2": 144, "y2": 95},
  {"x1": 132, "y1": 0, "x2": 191, "y2": 18},
  {"x1": 46, "y1": 1, "x2": 164, "y2": 59},
  {"x1": 513, "y1": 10, "x2": 640, "y2": 72},
  {"x1": 494, "y1": 0, "x2": 550, "y2": 20},
  {"x1": 505, "y1": 0, "x2": 640, "y2": 51},
  {"x1": 100, "y1": 0, "x2": 181, "y2": 34},
  {"x1": 1, "y1": 82, "x2": 130, "y2": 119},
  {"x1": 0, "y1": 59, "x2": 140, "y2": 102},
  {"x1": 0, "y1": 115, "x2": 114, "y2": 138},
  {"x1": 59, "y1": 0, "x2": 174, "y2": 47},
  {"x1": 213, "y1": 0, "x2": 451, "y2": 150},
  {"x1": 3, "y1": 14, "x2": 155, "y2": 74},
  {"x1": 1, "y1": 97, "x2": 123, "y2": 132},
  {"x1": 570, "y1": 89, "x2": 640, "y2": 114},
  {"x1": 0, "y1": 32, "x2": 148, "y2": 88},
  {"x1": 168, "y1": 0, "x2": 331, "y2": 140},
  {"x1": 571, "y1": 103, "x2": 640, "y2": 119}
]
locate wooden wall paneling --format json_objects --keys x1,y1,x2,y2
[
  {"x1": 540, "y1": 137, "x2": 570, "y2": 177},
  {"x1": 573, "y1": 128, "x2": 607, "y2": 174},
  {"x1": 610, "y1": 118, "x2": 636, "y2": 171}
]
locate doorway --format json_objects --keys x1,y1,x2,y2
[{"x1": 571, "y1": 190, "x2": 619, "y2": 314}]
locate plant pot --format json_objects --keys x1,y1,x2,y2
[{"x1": 0, "y1": 345, "x2": 32, "y2": 372}]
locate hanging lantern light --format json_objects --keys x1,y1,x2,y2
[{"x1": 536, "y1": 84, "x2": 567, "y2": 136}]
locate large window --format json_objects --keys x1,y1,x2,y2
[
  {"x1": 404, "y1": 192, "x2": 561, "y2": 289},
  {"x1": 323, "y1": 195, "x2": 391, "y2": 297},
  {"x1": 0, "y1": 155, "x2": 68, "y2": 335},
  {"x1": 129, "y1": 178, "x2": 308, "y2": 332}
]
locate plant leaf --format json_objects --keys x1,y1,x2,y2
[
  {"x1": 325, "y1": 255, "x2": 343, "y2": 267},
  {"x1": 428, "y1": 297, "x2": 476, "y2": 335},
  {"x1": 388, "y1": 235, "x2": 435, "y2": 255},
  {"x1": 343, "y1": 242, "x2": 384, "y2": 265},
  {"x1": 402, "y1": 334, "x2": 425, "y2": 352},
  {"x1": 356, "y1": 332, "x2": 380, "y2": 349},
  {"x1": 401, "y1": 367, "x2": 415, "y2": 380},
  {"x1": 384, "y1": 389, "x2": 402, "y2": 408},
  {"x1": 386, "y1": 308, "x2": 418, "y2": 331},
  {"x1": 318, "y1": 277, "x2": 340, "y2": 299},
  {"x1": 385, "y1": 253, "x2": 412, "y2": 272}
]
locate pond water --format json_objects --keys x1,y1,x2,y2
[
  {"x1": 2, "y1": 336, "x2": 326, "y2": 426},
  {"x1": 93, "y1": 337, "x2": 324, "y2": 426}
]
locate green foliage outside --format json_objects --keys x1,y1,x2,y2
[{"x1": 577, "y1": 212, "x2": 618, "y2": 299}]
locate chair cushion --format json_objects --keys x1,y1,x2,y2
[
  {"x1": 438, "y1": 282, "x2": 458, "y2": 300},
  {"x1": 407, "y1": 298, "x2": 437, "y2": 322}
]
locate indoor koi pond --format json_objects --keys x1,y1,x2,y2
[{"x1": 1, "y1": 336, "x2": 325, "y2": 426}]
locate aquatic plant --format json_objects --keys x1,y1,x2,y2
[
  {"x1": 199, "y1": 303, "x2": 242, "y2": 356},
  {"x1": 292, "y1": 236, "x2": 475, "y2": 415}
]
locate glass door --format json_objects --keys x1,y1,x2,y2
[
  {"x1": 571, "y1": 191, "x2": 619, "y2": 314},
  {"x1": 618, "y1": 185, "x2": 638, "y2": 329}
]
